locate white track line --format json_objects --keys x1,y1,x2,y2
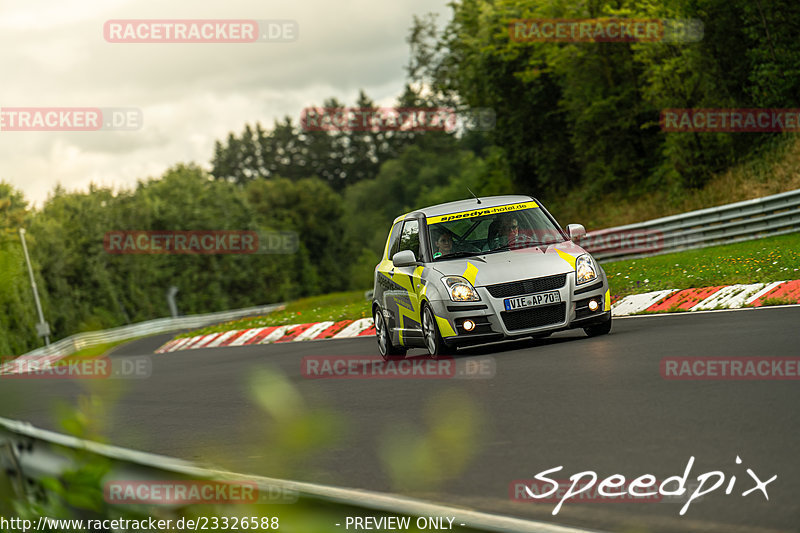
[{"x1": 614, "y1": 303, "x2": 800, "y2": 319}]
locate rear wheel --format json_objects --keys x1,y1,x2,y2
[
  {"x1": 374, "y1": 307, "x2": 406, "y2": 360},
  {"x1": 584, "y1": 316, "x2": 612, "y2": 337},
  {"x1": 421, "y1": 305, "x2": 453, "y2": 358}
]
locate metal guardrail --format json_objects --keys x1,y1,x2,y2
[
  {"x1": 577, "y1": 188, "x2": 800, "y2": 263},
  {"x1": 0, "y1": 417, "x2": 596, "y2": 533},
  {"x1": 19, "y1": 304, "x2": 284, "y2": 359}
]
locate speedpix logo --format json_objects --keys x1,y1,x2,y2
[
  {"x1": 429, "y1": 202, "x2": 537, "y2": 224},
  {"x1": 520, "y1": 456, "x2": 776, "y2": 516}
]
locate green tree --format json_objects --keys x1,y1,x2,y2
[{"x1": 0, "y1": 183, "x2": 39, "y2": 353}]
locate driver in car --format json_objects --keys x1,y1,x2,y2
[
  {"x1": 491, "y1": 215, "x2": 534, "y2": 249},
  {"x1": 433, "y1": 230, "x2": 455, "y2": 259}
]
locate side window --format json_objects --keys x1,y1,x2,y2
[
  {"x1": 398, "y1": 219, "x2": 420, "y2": 258},
  {"x1": 386, "y1": 222, "x2": 403, "y2": 259}
]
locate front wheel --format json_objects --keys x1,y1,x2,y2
[
  {"x1": 584, "y1": 316, "x2": 612, "y2": 337},
  {"x1": 374, "y1": 307, "x2": 406, "y2": 360},
  {"x1": 421, "y1": 305, "x2": 453, "y2": 358}
]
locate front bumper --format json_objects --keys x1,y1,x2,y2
[{"x1": 429, "y1": 272, "x2": 609, "y2": 346}]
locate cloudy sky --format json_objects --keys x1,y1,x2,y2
[{"x1": 0, "y1": 0, "x2": 452, "y2": 205}]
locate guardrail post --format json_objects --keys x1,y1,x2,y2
[{"x1": 167, "y1": 286, "x2": 180, "y2": 318}]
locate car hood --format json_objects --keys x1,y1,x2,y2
[{"x1": 430, "y1": 241, "x2": 587, "y2": 287}]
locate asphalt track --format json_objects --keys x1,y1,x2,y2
[{"x1": 2, "y1": 306, "x2": 799, "y2": 533}]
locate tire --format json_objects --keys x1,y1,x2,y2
[
  {"x1": 421, "y1": 304, "x2": 453, "y2": 358},
  {"x1": 584, "y1": 316, "x2": 612, "y2": 337},
  {"x1": 374, "y1": 307, "x2": 406, "y2": 360}
]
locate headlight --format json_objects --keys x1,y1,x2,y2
[
  {"x1": 440, "y1": 276, "x2": 481, "y2": 302},
  {"x1": 576, "y1": 254, "x2": 597, "y2": 285}
]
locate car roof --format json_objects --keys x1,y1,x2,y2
[{"x1": 396, "y1": 195, "x2": 536, "y2": 222}]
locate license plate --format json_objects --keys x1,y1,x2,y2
[{"x1": 504, "y1": 291, "x2": 561, "y2": 311}]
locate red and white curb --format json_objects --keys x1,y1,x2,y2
[
  {"x1": 155, "y1": 280, "x2": 800, "y2": 354},
  {"x1": 155, "y1": 318, "x2": 377, "y2": 354},
  {"x1": 611, "y1": 279, "x2": 800, "y2": 316},
  {"x1": 0, "y1": 353, "x2": 68, "y2": 375}
]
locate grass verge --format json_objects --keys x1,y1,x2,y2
[
  {"x1": 602, "y1": 232, "x2": 800, "y2": 299},
  {"x1": 177, "y1": 290, "x2": 372, "y2": 338}
]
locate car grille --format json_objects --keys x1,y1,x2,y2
[
  {"x1": 501, "y1": 303, "x2": 566, "y2": 331},
  {"x1": 486, "y1": 273, "x2": 567, "y2": 298}
]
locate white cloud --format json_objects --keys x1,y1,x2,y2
[{"x1": 0, "y1": 0, "x2": 451, "y2": 205}]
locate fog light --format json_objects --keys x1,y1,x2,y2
[
  {"x1": 588, "y1": 299, "x2": 599, "y2": 312},
  {"x1": 462, "y1": 319, "x2": 476, "y2": 331}
]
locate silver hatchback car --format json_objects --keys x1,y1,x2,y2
[{"x1": 372, "y1": 195, "x2": 611, "y2": 358}]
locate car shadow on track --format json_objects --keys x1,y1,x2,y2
[{"x1": 403, "y1": 330, "x2": 601, "y2": 359}]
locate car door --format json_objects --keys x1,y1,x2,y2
[
  {"x1": 385, "y1": 218, "x2": 426, "y2": 347},
  {"x1": 375, "y1": 219, "x2": 403, "y2": 327}
]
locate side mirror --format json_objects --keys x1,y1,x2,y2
[
  {"x1": 566, "y1": 224, "x2": 586, "y2": 240},
  {"x1": 392, "y1": 250, "x2": 418, "y2": 267}
]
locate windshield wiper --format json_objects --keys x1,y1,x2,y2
[
  {"x1": 436, "y1": 251, "x2": 486, "y2": 261},
  {"x1": 485, "y1": 241, "x2": 556, "y2": 254},
  {"x1": 485, "y1": 244, "x2": 511, "y2": 254}
]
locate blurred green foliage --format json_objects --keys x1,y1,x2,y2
[{"x1": 1, "y1": 366, "x2": 484, "y2": 532}]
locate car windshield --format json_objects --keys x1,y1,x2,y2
[{"x1": 427, "y1": 205, "x2": 565, "y2": 260}]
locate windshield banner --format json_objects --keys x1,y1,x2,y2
[{"x1": 426, "y1": 201, "x2": 538, "y2": 225}]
